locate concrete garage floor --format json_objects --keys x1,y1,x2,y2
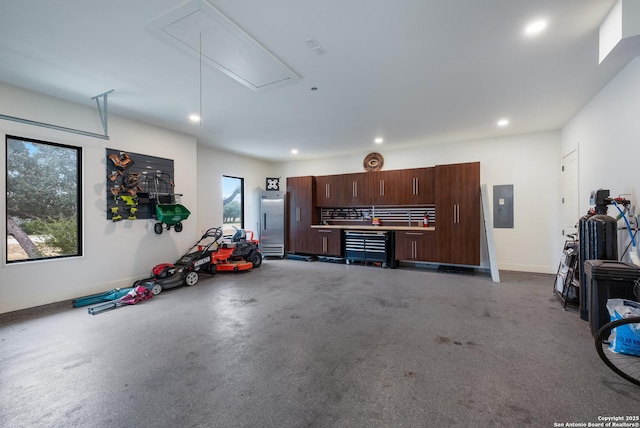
[{"x1": 1, "y1": 259, "x2": 638, "y2": 427}]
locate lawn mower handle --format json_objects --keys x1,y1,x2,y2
[{"x1": 202, "y1": 227, "x2": 223, "y2": 241}]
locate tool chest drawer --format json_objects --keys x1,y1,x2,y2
[{"x1": 344, "y1": 230, "x2": 394, "y2": 267}]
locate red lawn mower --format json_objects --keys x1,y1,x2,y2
[{"x1": 134, "y1": 226, "x2": 261, "y2": 295}]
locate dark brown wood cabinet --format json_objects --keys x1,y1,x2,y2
[
  {"x1": 434, "y1": 162, "x2": 480, "y2": 265},
  {"x1": 341, "y1": 173, "x2": 367, "y2": 206},
  {"x1": 317, "y1": 173, "x2": 367, "y2": 207},
  {"x1": 286, "y1": 176, "x2": 318, "y2": 254},
  {"x1": 366, "y1": 170, "x2": 399, "y2": 205},
  {"x1": 366, "y1": 168, "x2": 434, "y2": 206},
  {"x1": 396, "y1": 168, "x2": 434, "y2": 204},
  {"x1": 310, "y1": 228, "x2": 342, "y2": 256},
  {"x1": 315, "y1": 168, "x2": 434, "y2": 207},
  {"x1": 395, "y1": 230, "x2": 435, "y2": 261},
  {"x1": 315, "y1": 175, "x2": 343, "y2": 207},
  {"x1": 288, "y1": 161, "x2": 480, "y2": 265}
]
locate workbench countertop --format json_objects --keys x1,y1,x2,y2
[{"x1": 311, "y1": 224, "x2": 435, "y2": 231}]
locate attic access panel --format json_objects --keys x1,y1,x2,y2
[{"x1": 147, "y1": 0, "x2": 300, "y2": 91}]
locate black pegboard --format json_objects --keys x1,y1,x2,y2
[{"x1": 106, "y1": 148, "x2": 175, "y2": 221}]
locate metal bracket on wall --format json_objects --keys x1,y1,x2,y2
[
  {"x1": 0, "y1": 89, "x2": 114, "y2": 140},
  {"x1": 91, "y1": 89, "x2": 114, "y2": 138}
]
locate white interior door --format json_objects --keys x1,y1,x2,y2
[{"x1": 561, "y1": 149, "x2": 579, "y2": 237}]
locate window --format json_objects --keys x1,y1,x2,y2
[
  {"x1": 222, "y1": 175, "x2": 243, "y2": 233},
  {"x1": 6, "y1": 135, "x2": 82, "y2": 263}
]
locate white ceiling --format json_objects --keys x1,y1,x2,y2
[{"x1": 0, "y1": 0, "x2": 632, "y2": 162}]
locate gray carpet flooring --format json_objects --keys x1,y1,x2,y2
[{"x1": 1, "y1": 259, "x2": 638, "y2": 427}]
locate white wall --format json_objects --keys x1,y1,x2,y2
[
  {"x1": 17, "y1": 61, "x2": 632, "y2": 312},
  {"x1": 274, "y1": 130, "x2": 563, "y2": 274},
  {"x1": 196, "y1": 146, "x2": 275, "y2": 237},
  {"x1": 0, "y1": 83, "x2": 199, "y2": 313},
  {"x1": 562, "y1": 56, "x2": 640, "y2": 262}
]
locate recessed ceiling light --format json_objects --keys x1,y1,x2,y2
[
  {"x1": 497, "y1": 118, "x2": 509, "y2": 127},
  {"x1": 189, "y1": 114, "x2": 201, "y2": 122},
  {"x1": 374, "y1": 137, "x2": 384, "y2": 144},
  {"x1": 291, "y1": 149, "x2": 299, "y2": 154},
  {"x1": 524, "y1": 19, "x2": 547, "y2": 36}
]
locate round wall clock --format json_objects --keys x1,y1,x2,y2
[{"x1": 363, "y1": 152, "x2": 384, "y2": 172}]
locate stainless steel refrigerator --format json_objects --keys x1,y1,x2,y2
[{"x1": 260, "y1": 191, "x2": 285, "y2": 257}]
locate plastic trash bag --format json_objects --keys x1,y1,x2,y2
[{"x1": 605, "y1": 299, "x2": 640, "y2": 356}]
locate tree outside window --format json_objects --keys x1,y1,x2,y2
[
  {"x1": 6, "y1": 135, "x2": 82, "y2": 263},
  {"x1": 222, "y1": 176, "x2": 243, "y2": 234}
]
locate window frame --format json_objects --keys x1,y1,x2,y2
[
  {"x1": 222, "y1": 175, "x2": 244, "y2": 230},
  {"x1": 5, "y1": 135, "x2": 83, "y2": 264}
]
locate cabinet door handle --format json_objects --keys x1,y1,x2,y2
[
  {"x1": 296, "y1": 207, "x2": 301, "y2": 222},
  {"x1": 415, "y1": 177, "x2": 419, "y2": 195},
  {"x1": 323, "y1": 236, "x2": 327, "y2": 252},
  {"x1": 405, "y1": 232, "x2": 423, "y2": 236},
  {"x1": 325, "y1": 183, "x2": 330, "y2": 199},
  {"x1": 353, "y1": 181, "x2": 357, "y2": 198},
  {"x1": 380, "y1": 179, "x2": 385, "y2": 196}
]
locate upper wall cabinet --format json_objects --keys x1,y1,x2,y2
[
  {"x1": 367, "y1": 168, "x2": 434, "y2": 206},
  {"x1": 316, "y1": 167, "x2": 435, "y2": 207},
  {"x1": 316, "y1": 173, "x2": 367, "y2": 207},
  {"x1": 366, "y1": 170, "x2": 400, "y2": 205},
  {"x1": 315, "y1": 175, "x2": 343, "y2": 207},
  {"x1": 342, "y1": 172, "x2": 367, "y2": 206},
  {"x1": 394, "y1": 167, "x2": 434, "y2": 205}
]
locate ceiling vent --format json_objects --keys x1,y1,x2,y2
[
  {"x1": 305, "y1": 37, "x2": 326, "y2": 55},
  {"x1": 147, "y1": 0, "x2": 300, "y2": 91}
]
